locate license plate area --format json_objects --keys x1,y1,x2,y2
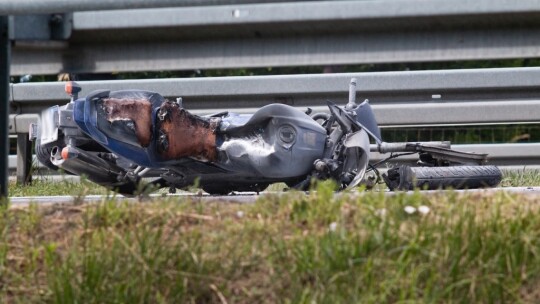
[{"x1": 40, "y1": 106, "x2": 60, "y2": 145}]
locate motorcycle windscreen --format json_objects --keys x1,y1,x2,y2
[
  {"x1": 343, "y1": 129, "x2": 370, "y2": 189},
  {"x1": 354, "y1": 100, "x2": 382, "y2": 142}
]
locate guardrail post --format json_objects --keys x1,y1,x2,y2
[
  {"x1": 0, "y1": 16, "x2": 9, "y2": 200},
  {"x1": 16, "y1": 133, "x2": 32, "y2": 185}
]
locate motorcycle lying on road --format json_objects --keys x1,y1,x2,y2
[{"x1": 31, "y1": 79, "x2": 502, "y2": 195}]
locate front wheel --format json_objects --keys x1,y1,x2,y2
[{"x1": 383, "y1": 165, "x2": 502, "y2": 191}]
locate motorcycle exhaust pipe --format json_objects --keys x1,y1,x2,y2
[
  {"x1": 51, "y1": 146, "x2": 63, "y2": 162},
  {"x1": 51, "y1": 146, "x2": 126, "y2": 184}
]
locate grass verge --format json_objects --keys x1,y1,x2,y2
[
  {"x1": 501, "y1": 169, "x2": 540, "y2": 187},
  {"x1": 1, "y1": 182, "x2": 540, "y2": 303},
  {"x1": 8, "y1": 177, "x2": 106, "y2": 197}
]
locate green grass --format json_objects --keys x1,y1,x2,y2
[
  {"x1": 1, "y1": 181, "x2": 540, "y2": 303},
  {"x1": 8, "y1": 177, "x2": 106, "y2": 197},
  {"x1": 501, "y1": 169, "x2": 540, "y2": 188}
]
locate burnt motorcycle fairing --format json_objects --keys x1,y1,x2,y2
[
  {"x1": 216, "y1": 104, "x2": 327, "y2": 178},
  {"x1": 74, "y1": 90, "x2": 226, "y2": 170},
  {"x1": 155, "y1": 101, "x2": 220, "y2": 162},
  {"x1": 73, "y1": 89, "x2": 167, "y2": 167}
]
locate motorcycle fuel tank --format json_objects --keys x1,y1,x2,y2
[{"x1": 215, "y1": 104, "x2": 327, "y2": 178}]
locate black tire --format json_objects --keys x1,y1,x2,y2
[
  {"x1": 202, "y1": 185, "x2": 233, "y2": 195},
  {"x1": 384, "y1": 165, "x2": 502, "y2": 191},
  {"x1": 91, "y1": 178, "x2": 166, "y2": 197},
  {"x1": 108, "y1": 182, "x2": 139, "y2": 196},
  {"x1": 202, "y1": 183, "x2": 269, "y2": 195}
]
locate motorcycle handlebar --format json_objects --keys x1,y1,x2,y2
[{"x1": 371, "y1": 141, "x2": 451, "y2": 153}]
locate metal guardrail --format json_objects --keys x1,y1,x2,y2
[
  {"x1": 9, "y1": 67, "x2": 540, "y2": 132},
  {"x1": 10, "y1": 0, "x2": 540, "y2": 75},
  {"x1": 7, "y1": 67, "x2": 540, "y2": 178},
  {"x1": 4, "y1": 1, "x2": 540, "y2": 193}
]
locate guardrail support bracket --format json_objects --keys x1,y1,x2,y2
[{"x1": 16, "y1": 133, "x2": 32, "y2": 185}]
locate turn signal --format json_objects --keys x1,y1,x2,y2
[
  {"x1": 61, "y1": 147, "x2": 70, "y2": 160},
  {"x1": 65, "y1": 81, "x2": 82, "y2": 98}
]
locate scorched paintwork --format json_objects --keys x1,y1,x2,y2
[
  {"x1": 157, "y1": 101, "x2": 220, "y2": 162},
  {"x1": 103, "y1": 97, "x2": 153, "y2": 147}
]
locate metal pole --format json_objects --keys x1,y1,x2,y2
[
  {"x1": 0, "y1": 16, "x2": 9, "y2": 199},
  {"x1": 16, "y1": 133, "x2": 32, "y2": 185}
]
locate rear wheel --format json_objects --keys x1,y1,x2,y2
[{"x1": 383, "y1": 165, "x2": 502, "y2": 191}]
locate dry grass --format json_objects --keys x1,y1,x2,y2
[{"x1": 1, "y1": 183, "x2": 540, "y2": 303}]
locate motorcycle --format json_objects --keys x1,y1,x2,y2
[{"x1": 30, "y1": 78, "x2": 502, "y2": 195}]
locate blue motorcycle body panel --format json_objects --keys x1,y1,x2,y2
[{"x1": 73, "y1": 90, "x2": 164, "y2": 167}]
